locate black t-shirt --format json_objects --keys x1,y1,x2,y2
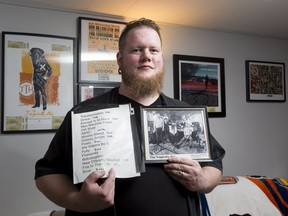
[{"x1": 35, "y1": 88, "x2": 225, "y2": 216}]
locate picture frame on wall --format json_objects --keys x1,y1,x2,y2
[
  {"x1": 78, "y1": 17, "x2": 127, "y2": 83},
  {"x1": 173, "y1": 54, "x2": 226, "y2": 118},
  {"x1": 78, "y1": 83, "x2": 120, "y2": 103},
  {"x1": 1, "y1": 32, "x2": 75, "y2": 133},
  {"x1": 245, "y1": 60, "x2": 286, "y2": 102},
  {"x1": 141, "y1": 106, "x2": 212, "y2": 163}
]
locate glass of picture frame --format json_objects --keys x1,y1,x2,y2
[{"x1": 141, "y1": 106, "x2": 212, "y2": 163}]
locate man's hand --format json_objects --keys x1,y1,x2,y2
[
  {"x1": 35, "y1": 168, "x2": 116, "y2": 213},
  {"x1": 75, "y1": 168, "x2": 116, "y2": 212},
  {"x1": 164, "y1": 156, "x2": 221, "y2": 193}
]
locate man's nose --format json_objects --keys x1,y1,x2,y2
[{"x1": 141, "y1": 49, "x2": 152, "y2": 62}]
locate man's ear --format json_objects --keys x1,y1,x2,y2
[
  {"x1": 116, "y1": 52, "x2": 122, "y2": 74},
  {"x1": 116, "y1": 51, "x2": 122, "y2": 64}
]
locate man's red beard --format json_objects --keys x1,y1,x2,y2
[{"x1": 121, "y1": 70, "x2": 164, "y2": 98}]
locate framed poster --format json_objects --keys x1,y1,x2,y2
[
  {"x1": 245, "y1": 60, "x2": 286, "y2": 102},
  {"x1": 1, "y1": 32, "x2": 75, "y2": 133},
  {"x1": 141, "y1": 106, "x2": 212, "y2": 163},
  {"x1": 173, "y1": 54, "x2": 226, "y2": 117},
  {"x1": 78, "y1": 83, "x2": 120, "y2": 103},
  {"x1": 78, "y1": 17, "x2": 126, "y2": 83}
]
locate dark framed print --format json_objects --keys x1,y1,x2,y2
[
  {"x1": 245, "y1": 60, "x2": 286, "y2": 102},
  {"x1": 173, "y1": 54, "x2": 226, "y2": 117},
  {"x1": 78, "y1": 17, "x2": 126, "y2": 83},
  {"x1": 141, "y1": 106, "x2": 212, "y2": 163},
  {"x1": 1, "y1": 32, "x2": 75, "y2": 133},
  {"x1": 78, "y1": 83, "x2": 120, "y2": 103}
]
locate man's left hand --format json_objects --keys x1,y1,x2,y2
[{"x1": 164, "y1": 156, "x2": 221, "y2": 193}]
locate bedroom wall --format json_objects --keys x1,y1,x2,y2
[{"x1": 0, "y1": 3, "x2": 287, "y2": 216}]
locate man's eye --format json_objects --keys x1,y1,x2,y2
[
  {"x1": 151, "y1": 49, "x2": 159, "y2": 53},
  {"x1": 134, "y1": 49, "x2": 141, "y2": 52}
]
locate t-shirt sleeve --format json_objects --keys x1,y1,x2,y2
[
  {"x1": 200, "y1": 134, "x2": 225, "y2": 171},
  {"x1": 34, "y1": 111, "x2": 74, "y2": 179}
]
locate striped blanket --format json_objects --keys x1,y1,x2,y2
[
  {"x1": 246, "y1": 177, "x2": 287, "y2": 216},
  {"x1": 201, "y1": 176, "x2": 288, "y2": 216}
]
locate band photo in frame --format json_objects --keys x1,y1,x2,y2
[{"x1": 141, "y1": 106, "x2": 212, "y2": 163}]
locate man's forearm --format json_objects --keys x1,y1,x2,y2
[
  {"x1": 35, "y1": 174, "x2": 80, "y2": 211},
  {"x1": 198, "y1": 166, "x2": 222, "y2": 194}
]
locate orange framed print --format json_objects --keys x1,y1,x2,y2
[
  {"x1": 1, "y1": 32, "x2": 75, "y2": 133},
  {"x1": 78, "y1": 17, "x2": 126, "y2": 83}
]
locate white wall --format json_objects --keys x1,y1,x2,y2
[{"x1": 0, "y1": 3, "x2": 287, "y2": 216}]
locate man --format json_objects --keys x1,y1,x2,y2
[
  {"x1": 161, "y1": 117, "x2": 171, "y2": 144},
  {"x1": 169, "y1": 121, "x2": 180, "y2": 144},
  {"x1": 176, "y1": 123, "x2": 193, "y2": 149},
  {"x1": 153, "y1": 113, "x2": 164, "y2": 144},
  {"x1": 29, "y1": 47, "x2": 52, "y2": 110},
  {"x1": 35, "y1": 18, "x2": 225, "y2": 216}
]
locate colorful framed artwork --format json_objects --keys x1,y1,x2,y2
[
  {"x1": 173, "y1": 54, "x2": 226, "y2": 118},
  {"x1": 246, "y1": 60, "x2": 286, "y2": 102},
  {"x1": 78, "y1": 17, "x2": 126, "y2": 83},
  {"x1": 1, "y1": 32, "x2": 75, "y2": 133}
]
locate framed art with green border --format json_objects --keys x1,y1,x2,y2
[{"x1": 1, "y1": 32, "x2": 75, "y2": 133}]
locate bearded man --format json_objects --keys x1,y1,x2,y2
[{"x1": 35, "y1": 18, "x2": 225, "y2": 216}]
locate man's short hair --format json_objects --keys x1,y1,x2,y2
[{"x1": 118, "y1": 18, "x2": 162, "y2": 52}]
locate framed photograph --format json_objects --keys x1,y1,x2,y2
[
  {"x1": 173, "y1": 54, "x2": 226, "y2": 117},
  {"x1": 141, "y1": 106, "x2": 212, "y2": 163},
  {"x1": 78, "y1": 17, "x2": 126, "y2": 83},
  {"x1": 78, "y1": 83, "x2": 120, "y2": 103},
  {"x1": 1, "y1": 32, "x2": 75, "y2": 133},
  {"x1": 245, "y1": 60, "x2": 286, "y2": 102}
]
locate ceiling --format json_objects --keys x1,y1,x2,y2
[{"x1": 1, "y1": 0, "x2": 288, "y2": 40}]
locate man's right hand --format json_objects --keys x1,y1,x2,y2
[
  {"x1": 75, "y1": 168, "x2": 116, "y2": 212},
  {"x1": 35, "y1": 168, "x2": 116, "y2": 213}
]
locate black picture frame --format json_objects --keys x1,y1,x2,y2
[
  {"x1": 245, "y1": 60, "x2": 286, "y2": 102},
  {"x1": 78, "y1": 83, "x2": 120, "y2": 103},
  {"x1": 78, "y1": 17, "x2": 126, "y2": 83},
  {"x1": 173, "y1": 54, "x2": 226, "y2": 117},
  {"x1": 141, "y1": 106, "x2": 212, "y2": 163},
  {"x1": 1, "y1": 32, "x2": 75, "y2": 133}
]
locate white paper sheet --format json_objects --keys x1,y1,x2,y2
[{"x1": 72, "y1": 104, "x2": 139, "y2": 184}]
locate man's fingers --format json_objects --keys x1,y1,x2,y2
[
  {"x1": 108, "y1": 168, "x2": 116, "y2": 178},
  {"x1": 99, "y1": 168, "x2": 116, "y2": 197},
  {"x1": 85, "y1": 170, "x2": 106, "y2": 184},
  {"x1": 167, "y1": 156, "x2": 199, "y2": 166},
  {"x1": 101, "y1": 168, "x2": 116, "y2": 187}
]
